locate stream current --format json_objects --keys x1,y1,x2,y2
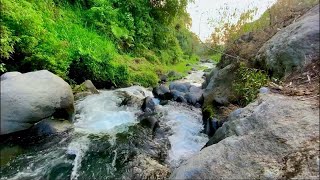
[{"x1": 0, "y1": 62, "x2": 214, "y2": 180}]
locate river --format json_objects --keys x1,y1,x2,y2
[{"x1": 0, "y1": 62, "x2": 214, "y2": 180}]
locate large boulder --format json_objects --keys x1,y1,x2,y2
[
  {"x1": 170, "y1": 93, "x2": 319, "y2": 179},
  {"x1": 0, "y1": 72, "x2": 22, "y2": 81},
  {"x1": 203, "y1": 62, "x2": 239, "y2": 106},
  {"x1": 255, "y1": 5, "x2": 320, "y2": 78},
  {"x1": 1, "y1": 70, "x2": 75, "y2": 135}
]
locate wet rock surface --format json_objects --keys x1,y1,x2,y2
[
  {"x1": 153, "y1": 81, "x2": 205, "y2": 107},
  {"x1": 153, "y1": 85, "x2": 172, "y2": 100},
  {"x1": 74, "y1": 80, "x2": 99, "y2": 101}
]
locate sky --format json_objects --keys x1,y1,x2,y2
[{"x1": 187, "y1": 0, "x2": 277, "y2": 41}]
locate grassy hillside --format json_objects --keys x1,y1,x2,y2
[{"x1": 0, "y1": 0, "x2": 200, "y2": 88}]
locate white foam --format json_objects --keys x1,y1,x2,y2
[
  {"x1": 74, "y1": 86, "x2": 151, "y2": 134},
  {"x1": 177, "y1": 62, "x2": 215, "y2": 87},
  {"x1": 159, "y1": 103, "x2": 208, "y2": 167},
  {"x1": 67, "y1": 136, "x2": 90, "y2": 180},
  {"x1": 68, "y1": 86, "x2": 152, "y2": 179}
]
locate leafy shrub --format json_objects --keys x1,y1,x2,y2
[
  {"x1": 210, "y1": 53, "x2": 222, "y2": 63},
  {"x1": 0, "y1": 25, "x2": 17, "y2": 60},
  {"x1": 203, "y1": 105, "x2": 215, "y2": 119},
  {"x1": 233, "y1": 65, "x2": 269, "y2": 105},
  {"x1": 112, "y1": 64, "x2": 130, "y2": 87}
]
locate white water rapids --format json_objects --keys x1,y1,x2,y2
[
  {"x1": 1, "y1": 62, "x2": 214, "y2": 180},
  {"x1": 70, "y1": 85, "x2": 208, "y2": 172}
]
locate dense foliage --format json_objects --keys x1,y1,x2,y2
[{"x1": 0, "y1": 0, "x2": 200, "y2": 87}]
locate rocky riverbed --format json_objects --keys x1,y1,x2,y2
[{"x1": 0, "y1": 62, "x2": 214, "y2": 180}]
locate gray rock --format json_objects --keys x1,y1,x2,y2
[
  {"x1": 73, "y1": 80, "x2": 99, "y2": 100},
  {"x1": 169, "y1": 82, "x2": 191, "y2": 93},
  {"x1": 159, "y1": 100, "x2": 169, "y2": 106},
  {"x1": 171, "y1": 93, "x2": 319, "y2": 179},
  {"x1": 74, "y1": 91, "x2": 92, "y2": 101},
  {"x1": 142, "y1": 96, "x2": 156, "y2": 113},
  {"x1": 189, "y1": 85, "x2": 202, "y2": 93},
  {"x1": 159, "y1": 75, "x2": 167, "y2": 82},
  {"x1": 118, "y1": 91, "x2": 144, "y2": 107},
  {"x1": 139, "y1": 116, "x2": 159, "y2": 132},
  {"x1": 188, "y1": 86, "x2": 203, "y2": 105},
  {"x1": 200, "y1": 59, "x2": 212, "y2": 63},
  {"x1": 83, "y1": 80, "x2": 99, "y2": 94},
  {"x1": 1, "y1": 70, "x2": 75, "y2": 135},
  {"x1": 184, "y1": 92, "x2": 203, "y2": 106},
  {"x1": 203, "y1": 63, "x2": 239, "y2": 105},
  {"x1": 152, "y1": 85, "x2": 172, "y2": 100},
  {"x1": 31, "y1": 118, "x2": 73, "y2": 136},
  {"x1": 1, "y1": 72, "x2": 22, "y2": 81},
  {"x1": 194, "y1": 103, "x2": 201, "y2": 108},
  {"x1": 259, "y1": 87, "x2": 270, "y2": 94},
  {"x1": 255, "y1": 5, "x2": 320, "y2": 78},
  {"x1": 170, "y1": 90, "x2": 187, "y2": 103}
]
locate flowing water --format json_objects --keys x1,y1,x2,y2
[
  {"x1": 0, "y1": 63, "x2": 213, "y2": 180},
  {"x1": 177, "y1": 62, "x2": 214, "y2": 86}
]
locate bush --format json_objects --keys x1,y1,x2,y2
[
  {"x1": 0, "y1": 0, "x2": 200, "y2": 88},
  {"x1": 68, "y1": 50, "x2": 111, "y2": 86},
  {"x1": 233, "y1": 65, "x2": 269, "y2": 105}
]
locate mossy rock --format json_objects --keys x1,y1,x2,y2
[{"x1": 73, "y1": 80, "x2": 99, "y2": 94}]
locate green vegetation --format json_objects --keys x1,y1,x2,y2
[
  {"x1": 210, "y1": 53, "x2": 222, "y2": 63},
  {"x1": 202, "y1": 105, "x2": 215, "y2": 119},
  {"x1": 0, "y1": 0, "x2": 201, "y2": 87},
  {"x1": 232, "y1": 64, "x2": 268, "y2": 105},
  {"x1": 205, "y1": 0, "x2": 318, "y2": 106}
]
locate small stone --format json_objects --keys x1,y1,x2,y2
[{"x1": 259, "y1": 87, "x2": 270, "y2": 94}]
